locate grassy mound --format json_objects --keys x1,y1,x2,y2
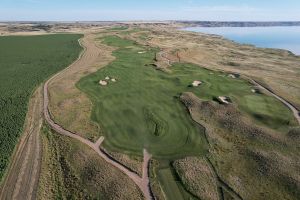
[{"x1": 0, "y1": 34, "x2": 82, "y2": 180}]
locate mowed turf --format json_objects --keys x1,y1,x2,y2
[
  {"x1": 78, "y1": 36, "x2": 207, "y2": 158},
  {"x1": 77, "y1": 35, "x2": 296, "y2": 158},
  {"x1": 0, "y1": 34, "x2": 82, "y2": 180},
  {"x1": 170, "y1": 64, "x2": 297, "y2": 131}
]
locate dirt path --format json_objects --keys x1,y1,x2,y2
[
  {"x1": 0, "y1": 87, "x2": 43, "y2": 200},
  {"x1": 43, "y1": 34, "x2": 153, "y2": 200},
  {"x1": 141, "y1": 149, "x2": 153, "y2": 199},
  {"x1": 251, "y1": 79, "x2": 300, "y2": 125}
]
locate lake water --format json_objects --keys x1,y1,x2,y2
[{"x1": 183, "y1": 26, "x2": 300, "y2": 55}]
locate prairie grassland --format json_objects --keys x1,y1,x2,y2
[
  {"x1": 173, "y1": 157, "x2": 219, "y2": 200},
  {"x1": 38, "y1": 125, "x2": 143, "y2": 200},
  {"x1": 181, "y1": 92, "x2": 300, "y2": 200},
  {"x1": 47, "y1": 34, "x2": 111, "y2": 141}
]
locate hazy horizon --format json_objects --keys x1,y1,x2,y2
[{"x1": 1, "y1": 20, "x2": 300, "y2": 23}]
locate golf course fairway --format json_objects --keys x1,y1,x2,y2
[{"x1": 77, "y1": 35, "x2": 296, "y2": 158}]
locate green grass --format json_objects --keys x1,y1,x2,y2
[
  {"x1": 155, "y1": 160, "x2": 197, "y2": 200},
  {"x1": 157, "y1": 168, "x2": 186, "y2": 200},
  {"x1": 100, "y1": 35, "x2": 137, "y2": 48},
  {"x1": 0, "y1": 34, "x2": 82, "y2": 180},
  {"x1": 77, "y1": 35, "x2": 297, "y2": 200},
  {"x1": 169, "y1": 64, "x2": 297, "y2": 131},
  {"x1": 108, "y1": 26, "x2": 129, "y2": 31},
  {"x1": 78, "y1": 35, "x2": 296, "y2": 159},
  {"x1": 119, "y1": 28, "x2": 146, "y2": 35},
  {"x1": 77, "y1": 35, "x2": 208, "y2": 158}
]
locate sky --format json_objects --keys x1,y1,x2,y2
[{"x1": 0, "y1": 0, "x2": 300, "y2": 21}]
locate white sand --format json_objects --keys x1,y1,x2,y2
[
  {"x1": 99, "y1": 80, "x2": 108, "y2": 86},
  {"x1": 192, "y1": 80, "x2": 202, "y2": 87},
  {"x1": 218, "y1": 96, "x2": 230, "y2": 104},
  {"x1": 228, "y1": 74, "x2": 236, "y2": 78}
]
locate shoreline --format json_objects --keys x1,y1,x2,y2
[{"x1": 181, "y1": 26, "x2": 300, "y2": 56}]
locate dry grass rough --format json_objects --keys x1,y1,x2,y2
[
  {"x1": 38, "y1": 125, "x2": 143, "y2": 200},
  {"x1": 173, "y1": 157, "x2": 219, "y2": 200},
  {"x1": 180, "y1": 92, "x2": 300, "y2": 200}
]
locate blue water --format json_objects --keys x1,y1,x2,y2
[{"x1": 183, "y1": 26, "x2": 300, "y2": 55}]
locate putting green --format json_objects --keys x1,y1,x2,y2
[{"x1": 77, "y1": 35, "x2": 296, "y2": 158}]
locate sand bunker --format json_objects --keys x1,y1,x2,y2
[
  {"x1": 192, "y1": 80, "x2": 202, "y2": 87},
  {"x1": 218, "y1": 96, "x2": 231, "y2": 104},
  {"x1": 99, "y1": 80, "x2": 108, "y2": 86},
  {"x1": 251, "y1": 88, "x2": 261, "y2": 94},
  {"x1": 228, "y1": 74, "x2": 236, "y2": 78},
  {"x1": 99, "y1": 76, "x2": 117, "y2": 86},
  {"x1": 228, "y1": 73, "x2": 240, "y2": 79}
]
